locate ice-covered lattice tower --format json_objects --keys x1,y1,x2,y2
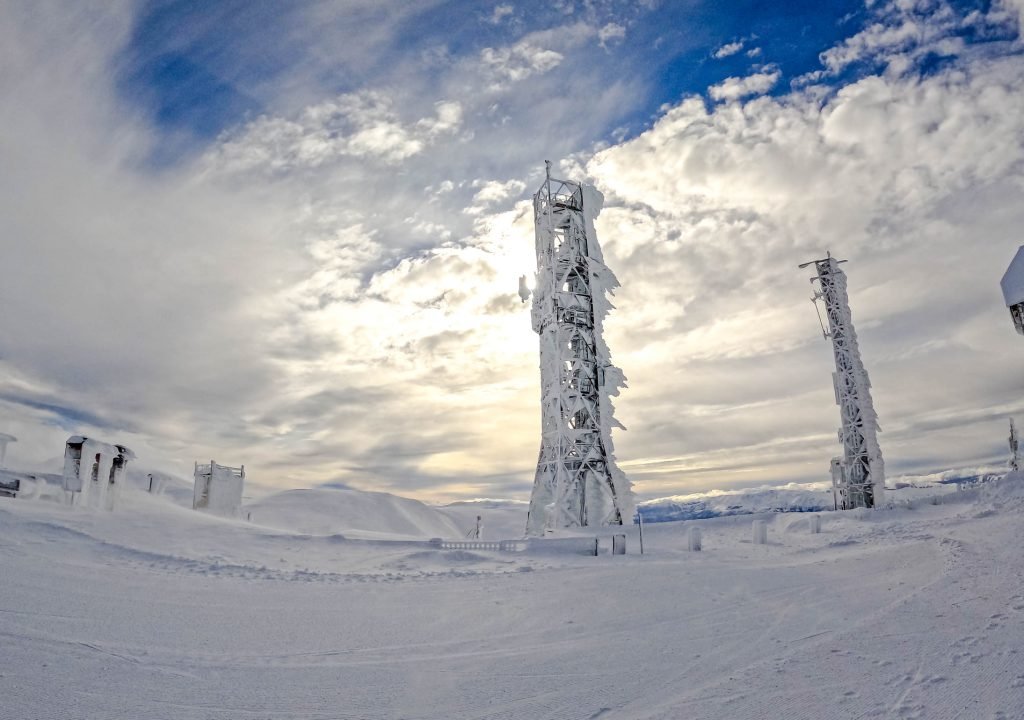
[
  {"x1": 521, "y1": 162, "x2": 633, "y2": 536},
  {"x1": 1009, "y1": 418, "x2": 1020, "y2": 473},
  {"x1": 800, "y1": 254, "x2": 885, "y2": 510}
]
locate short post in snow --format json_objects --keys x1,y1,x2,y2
[
  {"x1": 752, "y1": 519, "x2": 768, "y2": 545},
  {"x1": 687, "y1": 526, "x2": 702, "y2": 551},
  {"x1": 612, "y1": 534, "x2": 626, "y2": 555},
  {"x1": 636, "y1": 509, "x2": 645, "y2": 555},
  {"x1": 809, "y1": 514, "x2": 821, "y2": 534}
]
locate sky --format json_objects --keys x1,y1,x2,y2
[{"x1": 1, "y1": 0, "x2": 1023, "y2": 502}]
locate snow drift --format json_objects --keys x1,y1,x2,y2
[{"x1": 246, "y1": 485, "x2": 464, "y2": 540}]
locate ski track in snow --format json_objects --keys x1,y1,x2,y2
[{"x1": 2, "y1": 480, "x2": 1024, "y2": 719}]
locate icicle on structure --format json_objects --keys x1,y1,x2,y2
[
  {"x1": 800, "y1": 254, "x2": 885, "y2": 510},
  {"x1": 521, "y1": 162, "x2": 633, "y2": 536},
  {"x1": 1001, "y1": 245, "x2": 1024, "y2": 336}
]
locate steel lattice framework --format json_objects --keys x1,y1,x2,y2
[
  {"x1": 524, "y1": 164, "x2": 630, "y2": 535},
  {"x1": 801, "y1": 254, "x2": 886, "y2": 510}
]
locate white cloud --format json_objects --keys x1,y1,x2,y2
[
  {"x1": 708, "y1": 66, "x2": 781, "y2": 101},
  {"x1": 4, "y1": 0, "x2": 1024, "y2": 502},
  {"x1": 583, "y1": 23, "x2": 1024, "y2": 489},
  {"x1": 713, "y1": 40, "x2": 745, "y2": 58},
  {"x1": 599, "y1": 22, "x2": 626, "y2": 49},
  {"x1": 466, "y1": 179, "x2": 528, "y2": 214},
  {"x1": 488, "y1": 4, "x2": 514, "y2": 24},
  {"x1": 207, "y1": 93, "x2": 463, "y2": 172},
  {"x1": 480, "y1": 40, "x2": 564, "y2": 88}
]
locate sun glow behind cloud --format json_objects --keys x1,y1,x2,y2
[{"x1": 1, "y1": 1, "x2": 1023, "y2": 502}]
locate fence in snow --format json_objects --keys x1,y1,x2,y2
[
  {"x1": 430, "y1": 539, "x2": 526, "y2": 552},
  {"x1": 429, "y1": 536, "x2": 603, "y2": 556}
]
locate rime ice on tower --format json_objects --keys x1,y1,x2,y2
[
  {"x1": 801, "y1": 254, "x2": 885, "y2": 510},
  {"x1": 522, "y1": 163, "x2": 633, "y2": 536},
  {"x1": 1009, "y1": 419, "x2": 1020, "y2": 473}
]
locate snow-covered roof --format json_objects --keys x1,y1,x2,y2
[
  {"x1": 1001, "y1": 245, "x2": 1024, "y2": 307},
  {"x1": 65, "y1": 435, "x2": 132, "y2": 458}
]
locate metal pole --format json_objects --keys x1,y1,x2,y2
[{"x1": 637, "y1": 509, "x2": 645, "y2": 555}]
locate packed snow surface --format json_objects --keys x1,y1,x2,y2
[{"x1": 3, "y1": 475, "x2": 1024, "y2": 719}]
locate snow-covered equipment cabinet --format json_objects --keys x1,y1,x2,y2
[
  {"x1": 193, "y1": 460, "x2": 245, "y2": 516},
  {"x1": 0, "y1": 433, "x2": 15, "y2": 469},
  {"x1": 1001, "y1": 245, "x2": 1024, "y2": 335},
  {"x1": 522, "y1": 162, "x2": 633, "y2": 536},
  {"x1": 62, "y1": 436, "x2": 135, "y2": 510},
  {"x1": 800, "y1": 254, "x2": 885, "y2": 510}
]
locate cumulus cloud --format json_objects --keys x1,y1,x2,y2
[
  {"x1": 488, "y1": 4, "x2": 514, "y2": 25},
  {"x1": 708, "y1": 66, "x2": 781, "y2": 101},
  {"x1": 4, "y1": 0, "x2": 1024, "y2": 503},
  {"x1": 585, "y1": 11, "x2": 1024, "y2": 490},
  {"x1": 712, "y1": 39, "x2": 745, "y2": 58},
  {"x1": 207, "y1": 93, "x2": 463, "y2": 172},
  {"x1": 480, "y1": 40, "x2": 564, "y2": 88},
  {"x1": 599, "y1": 22, "x2": 626, "y2": 49},
  {"x1": 466, "y1": 179, "x2": 528, "y2": 214}
]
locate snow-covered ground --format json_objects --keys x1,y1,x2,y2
[{"x1": 2, "y1": 474, "x2": 1024, "y2": 719}]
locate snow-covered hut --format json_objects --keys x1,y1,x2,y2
[
  {"x1": 62, "y1": 436, "x2": 135, "y2": 510},
  {"x1": 193, "y1": 460, "x2": 245, "y2": 516},
  {"x1": 1002, "y1": 245, "x2": 1024, "y2": 335},
  {"x1": 0, "y1": 433, "x2": 16, "y2": 469}
]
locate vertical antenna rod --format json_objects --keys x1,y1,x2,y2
[{"x1": 799, "y1": 254, "x2": 886, "y2": 510}]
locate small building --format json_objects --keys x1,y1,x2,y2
[
  {"x1": 1002, "y1": 245, "x2": 1024, "y2": 335},
  {"x1": 0, "y1": 433, "x2": 16, "y2": 469},
  {"x1": 193, "y1": 460, "x2": 245, "y2": 516},
  {"x1": 62, "y1": 436, "x2": 135, "y2": 510}
]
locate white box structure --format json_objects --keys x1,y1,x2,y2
[
  {"x1": 801, "y1": 254, "x2": 885, "y2": 510},
  {"x1": 752, "y1": 520, "x2": 768, "y2": 545},
  {"x1": 522, "y1": 163, "x2": 633, "y2": 536},
  {"x1": 193, "y1": 460, "x2": 245, "y2": 516},
  {"x1": 0, "y1": 433, "x2": 15, "y2": 469},
  {"x1": 1001, "y1": 245, "x2": 1024, "y2": 335},
  {"x1": 62, "y1": 436, "x2": 135, "y2": 510}
]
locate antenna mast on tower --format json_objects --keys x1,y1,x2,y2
[
  {"x1": 800, "y1": 254, "x2": 885, "y2": 510},
  {"x1": 523, "y1": 162, "x2": 632, "y2": 536}
]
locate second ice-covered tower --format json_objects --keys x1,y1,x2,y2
[
  {"x1": 523, "y1": 164, "x2": 633, "y2": 536},
  {"x1": 801, "y1": 254, "x2": 885, "y2": 510}
]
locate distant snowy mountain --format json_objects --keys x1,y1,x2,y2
[
  {"x1": 638, "y1": 468, "x2": 1010, "y2": 523},
  {"x1": 638, "y1": 483, "x2": 835, "y2": 523},
  {"x1": 246, "y1": 485, "x2": 464, "y2": 540}
]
